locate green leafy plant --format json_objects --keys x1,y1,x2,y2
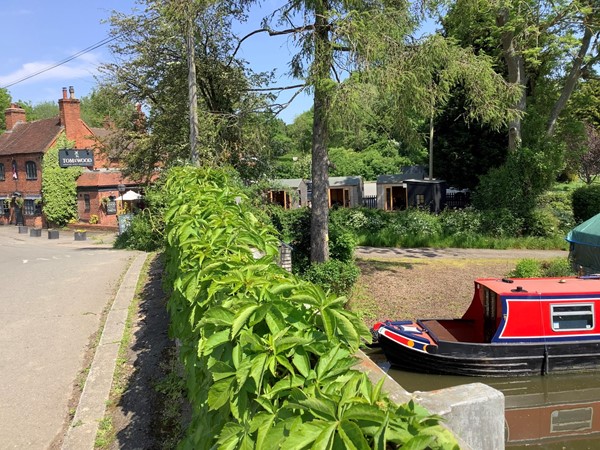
[
  {"x1": 162, "y1": 166, "x2": 458, "y2": 450},
  {"x1": 89, "y1": 214, "x2": 99, "y2": 224},
  {"x1": 41, "y1": 134, "x2": 82, "y2": 227}
]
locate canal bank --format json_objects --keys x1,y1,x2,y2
[{"x1": 351, "y1": 247, "x2": 571, "y2": 449}]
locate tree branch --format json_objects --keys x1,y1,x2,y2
[
  {"x1": 229, "y1": 26, "x2": 315, "y2": 65},
  {"x1": 246, "y1": 84, "x2": 306, "y2": 92}
]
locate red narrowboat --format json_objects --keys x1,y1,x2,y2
[{"x1": 373, "y1": 276, "x2": 600, "y2": 376}]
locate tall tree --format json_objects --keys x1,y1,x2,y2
[
  {"x1": 252, "y1": 0, "x2": 518, "y2": 262},
  {"x1": 101, "y1": 0, "x2": 273, "y2": 178},
  {"x1": 443, "y1": 0, "x2": 600, "y2": 151}
]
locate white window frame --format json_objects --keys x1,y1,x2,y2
[{"x1": 551, "y1": 303, "x2": 594, "y2": 331}]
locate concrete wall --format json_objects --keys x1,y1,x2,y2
[{"x1": 354, "y1": 350, "x2": 505, "y2": 450}]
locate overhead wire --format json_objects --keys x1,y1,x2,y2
[{"x1": 1, "y1": 34, "x2": 120, "y2": 89}]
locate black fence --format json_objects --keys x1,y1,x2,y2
[
  {"x1": 445, "y1": 191, "x2": 470, "y2": 209},
  {"x1": 362, "y1": 195, "x2": 377, "y2": 209}
]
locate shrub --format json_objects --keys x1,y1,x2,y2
[
  {"x1": 303, "y1": 259, "x2": 360, "y2": 295},
  {"x1": 572, "y1": 184, "x2": 600, "y2": 223},
  {"x1": 508, "y1": 259, "x2": 543, "y2": 278},
  {"x1": 541, "y1": 258, "x2": 575, "y2": 277},
  {"x1": 439, "y1": 207, "x2": 482, "y2": 236},
  {"x1": 479, "y1": 208, "x2": 524, "y2": 237},
  {"x1": 508, "y1": 258, "x2": 574, "y2": 278},
  {"x1": 524, "y1": 208, "x2": 560, "y2": 237},
  {"x1": 89, "y1": 214, "x2": 99, "y2": 224},
  {"x1": 113, "y1": 212, "x2": 163, "y2": 252}
]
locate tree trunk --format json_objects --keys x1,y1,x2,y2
[
  {"x1": 546, "y1": 26, "x2": 593, "y2": 137},
  {"x1": 497, "y1": 8, "x2": 527, "y2": 152},
  {"x1": 310, "y1": 0, "x2": 332, "y2": 264},
  {"x1": 185, "y1": 11, "x2": 200, "y2": 165}
]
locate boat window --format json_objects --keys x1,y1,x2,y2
[
  {"x1": 550, "y1": 407, "x2": 592, "y2": 433},
  {"x1": 551, "y1": 304, "x2": 594, "y2": 331}
]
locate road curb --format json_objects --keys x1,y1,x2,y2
[{"x1": 61, "y1": 252, "x2": 148, "y2": 450}]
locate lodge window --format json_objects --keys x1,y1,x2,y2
[
  {"x1": 0, "y1": 163, "x2": 4, "y2": 181},
  {"x1": 84, "y1": 194, "x2": 90, "y2": 213},
  {"x1": 25, "y1": 161, "x2": 37, "y2": 180},
  {"x1": 551, "y1": 304, "x2": 594, "y2": 331}
]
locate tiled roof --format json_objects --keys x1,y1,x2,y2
[
  {"x1": 77, "y1": 170, "x2": 137, "y2": 188},
  {"x1": 0, "y1": 118, "x2": 62, "y2": 155}
]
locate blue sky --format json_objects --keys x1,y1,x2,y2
[
  {"x1": 1, "y1": 1, "x2": 436, "y2": 124},
  {"x1": 0, "y1": 0, "x2": 313, "y2": 124}
]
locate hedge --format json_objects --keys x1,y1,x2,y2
[{"x1": 162, "y1": 166, "x2": 458, "y2": 450}]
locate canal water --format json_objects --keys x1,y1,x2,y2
[{"x1": 369, "y1": 349, "x2": 600, "y2": 449}]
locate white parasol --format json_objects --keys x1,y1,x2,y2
[{"x1": 116, "y1": 190, "x2": 142, "y2": 201}]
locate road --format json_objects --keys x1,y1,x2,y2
[{"x1": 0, "y1": 226, "x2": 135, "y2": 449}]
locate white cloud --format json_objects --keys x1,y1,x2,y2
[{"x1": 0, "y1": 52, "x2": 103, "y2": 88}]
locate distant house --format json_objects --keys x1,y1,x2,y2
[
  {"x1": 328, "y1": 176, "x2": 363, "y2": 208},
  {"x1": 0, "y1": 86, "x2": 139, "y2": 228},
  {"x1": 376, "y1": 167, "x2": 446, "y2": 212},
  {"x1": 376, "y1": 166, "x2": 427, "y2": 210},
  {"x1": 268, "y1": 178, "x2": 309, "y2": 209}
]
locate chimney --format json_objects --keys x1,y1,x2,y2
[
  {"x1": 4, "y1": 103, "x2": 26, "y2": 131},
  {"x1": 58, "y1": 86, "x2": 81, "y2": 141}
]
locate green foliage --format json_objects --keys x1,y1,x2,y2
[
  {"x1": 473, "y1": 144, "x2": 563, "y2": 220},
  {"x1": 0, "y1": 88, "x2": 11, "y2": 133},
  {"x1": 303, "y1": 260, "x2": 360, "y2": 295},
  {"x1": 524, "y1": 208, "x2": 560, "y2": 237},
  {"x1": 268, "y1": 206, "x2": 358, "y2": 275},
  {"x1": 163, "y1": 166, "x2": 457, "y2": 450},
  {"x1": 41, "y1": 135, "x2": 82, "y2": 227},
  {"x1": 508, "y1": 258, "x2": 575, "y2": 278},
  {"x1": 508, "y1": 259, "x2": 544, "y2": 278},
  {"x1": 113, "y1": 177, "x2": 168, "y2": 251},
  {"x1": 572, "y1": 184, "x2": 600, "y2": 223}
]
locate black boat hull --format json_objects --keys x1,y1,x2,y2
[{"x1": 378, "y1": 334, "x2": 600, "y2": 377}]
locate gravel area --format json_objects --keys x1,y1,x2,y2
[{"x1": 350, "y1": 247, "x2": 569, "y2": 326}]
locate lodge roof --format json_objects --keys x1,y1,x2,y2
[{"x1": 0, "y1": 118, "x2": 62, "y2": 155}]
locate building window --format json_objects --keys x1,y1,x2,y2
[
  {"x1": 11, "y1": 160, "x2": 17, "y2": 180},
  {"x1": 24, "y1": 199, "x2": 35, "y2": 216},
  {"x1": 2, "y1": 200, "x2": 9, "y2": 216},
  {"x1": 551, "y1": 304, "x2": 594, "y2": 331},
  {"x1": 416, "y1": 194, "x2": 425, "y2": 206},
  {"x1": 0, "y1": 163, "x2": 4, "y2": 181},
  {"x1": 25, "y1": 161, "x2": 37, "y2": 180},
  {"x1": 84, "y1": 194, "x2": 90, "y2": 213}
]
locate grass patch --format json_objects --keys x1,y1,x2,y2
[
  {"x1": 358, "y1": 232, "x2": 569, "y2": 250},
  {"x1": 94, "y1": 416, "x2": 115, "y2": 449}
]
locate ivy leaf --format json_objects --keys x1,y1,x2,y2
[
  {"x1": 231, "y1": 303, "x2": 260, "y2": 339},
  {"x1": 208, "y1": 378, "x2": 234, "y2": 410},
  {"x1": 292, "y1": 347, "x2": 311, "y2": 378},
  {"x1": 341, "y1": 404, "x2": 386, "y2": 424},
  {"x1": 403, "y1": 434, "x2": 437, "y2": 450},
  {"x1": 202, "y1": 329, "x2": 230, "y2": 355},
  {"x1": 282, "y1": 421, "x2": 330, "y2": 449},
  {"x1": 338, "y1": 419, "x2": 371, "y2": 450}
]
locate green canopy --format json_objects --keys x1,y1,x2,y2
[{"x1": 567, "y1": 213, "x2": 600, "y2": 274}]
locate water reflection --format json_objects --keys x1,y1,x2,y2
[{"x1": 369, "y1": 349, "x2": 600, "y2": 449}]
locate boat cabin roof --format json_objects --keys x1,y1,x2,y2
[{"x1": 476, "y1": 276, "x2": 600, "y2": 296}]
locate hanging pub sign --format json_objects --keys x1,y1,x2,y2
[{"x1": 58, "y1": 149, "x2": 94, "y2": 168}]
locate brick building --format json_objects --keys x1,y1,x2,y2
[{"x1": 0, "y1": 86, "x2": 139, "y2": 228}]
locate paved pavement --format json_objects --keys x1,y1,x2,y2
[
  {"x1": 356, "y1": 246, "x2": 568, "y2": 260},
  {"x1": 0, "y1": 225, "x2": 143, "y2": 449}
]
